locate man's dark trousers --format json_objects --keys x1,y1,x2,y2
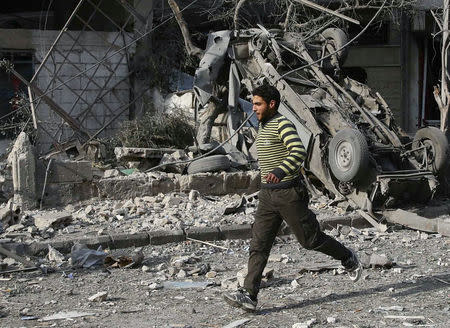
[{"x1": 243, "y1": 185, "x2": 351, "y2": 298}]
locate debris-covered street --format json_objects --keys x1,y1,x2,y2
[{"x1": 0, "y1": 222, "x2": 449, "y2": 327}]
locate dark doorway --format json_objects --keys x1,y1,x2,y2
[{"x1": 0, "y1": 51, "x2": 33, "y2": 140}]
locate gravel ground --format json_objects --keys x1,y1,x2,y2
[{"x1": 1, "y1": 227, "x2": 449, "y2": 328}]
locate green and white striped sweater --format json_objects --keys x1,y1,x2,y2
[{"x1": 256, "y1": 113, "x2": 307, "y2": 189}]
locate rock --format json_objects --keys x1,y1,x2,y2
[
  {"x1": 292, "y1": 318, "x2": 316, "y2": 328},
  {"x1": 189, "y1": 190, "x2": 200, "y2": 201},
  {"x1": 5, "y1": 223, "x2": 25, "y2": 232},
  {"x1": 326, "y1": 317, "x2": 337, "y2": 324},
  {"x1": 221, "y1": 277, "x2": 239, "y2": 290},
  {"x1": 3, "y1": 258, "x2": 16, "y2": 266},
  {"x1": 47, "y1": 245, "x2": 65, "y2": 263},
  {"x1": 177, "y1": 269, "x2": 187, "y2": 278},
  {"x1": 103, "y1": 169, "x2": 122, "y2": 178},
  {"x1": 205, "y1": 271, "x2": 217, "y2": 278},
  {"x1": 34, "y1": 211, "x2": 73, "y2": 231},
  {"x1": 291, "y1": 279, "x2": 300, "y2": 288},
  {"x1": 159, "y1": 150, "x2": 190, "y2": 173},
  {"x1": 84, "y1": 205, "x2": 94, "y2": 215},
  {"x1": 88, "y1": 291, "x2": 108, "y2": 302},
  {"x1": 163, "y1": 196, "x2": 182, "y2": 207},
  {"x1": 0, "y1": 198, "x2": 21, "y2": 228},
  {"x1": 142, "y1": 265, "x2": 151, "y2": 273},
  {"x1": 148, "y1": 282, "x2": 162, "y2": 290}
]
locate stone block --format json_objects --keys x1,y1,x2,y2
[
  {"x1": 149, "y1": 230, "x2": 185, "y2": 245},
  {"x1": 223, "y1": 172, "x2": 251, "y2": 194},
  {"x1": 114, "y1": 147, "x2": 182, "y2": 161},
  {"x1": 34, "y1": 211, "x2": 73, "y2": 231},
  {"x1": 43, "y1": 182, "x2": 97, "y2": 207},
  {"x1": 179, "y1": 173, "x2": 225, "y2": 195},
  {"x1": 47, "y1": 160, "x2": 93, "y2": 183},
  {"x1": 219, "y1": 224, "x2": 252, "y2": 240},
  {"x1": 7, "y1": 133, "x2": 37, "y2": 209},
  {"x1": 186, "y1": 226, "x2": 220, "y2": 241},
  {"x1": 109, "y1": 232, "x2": 150, "y2": 249}
]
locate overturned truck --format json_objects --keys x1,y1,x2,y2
[{"x1": 193, "y1": 26, "x2": 449, "y2": 213}]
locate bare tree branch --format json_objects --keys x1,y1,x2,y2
[{"x1": 168, "y1": 0, "x2": 204, "y2": 59}]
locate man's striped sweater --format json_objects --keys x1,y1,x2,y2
[{"x1": 256, "y1": 113, "x2": 307, "y2": 189}]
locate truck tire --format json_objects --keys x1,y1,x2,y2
[
  {"x1": 328, "y1": 128, "x2": 369, "y2": 182},
  {"x1": 412, "y1": 127, "x2": 449, "y2": 174},
  {"x1": 321, "y1": 28, "x2": 348, "y2": 66},
  {"x1": 187, "y1": 155, "x2": 230, "y2": 174}
]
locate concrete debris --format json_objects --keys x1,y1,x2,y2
[
  {"x1": 298, "y1": 262, "x2": 340, "y2": 274},
  {"x1": 292, "y1": 318, "x2": 316, "y2": 328},
  {"x1": 159, "y1": 150, "x2": 192, "y2": 173},
  {"x1": 47, "y1": 245, "x2": 65, "y2": 264},
  {"x1": 103, "y1": 169, "x2": 123, "y2": 179},
  {"x1": 34, "y1": 211, "x2": 73, "y2": 231},
  {"x1": 115, "y1": 147, "x2": 183, "y2": 162},
  {"x1": 7, "y1": 133, "x2": 37, "y2": 210},
  {"x1": 384, "y1": 209, "x2": 450, "y2": 237},
  {"x1": 40, "y1": 311, "x2": 96, "y2": 321},
  {"x1": 326, "y1": 317, "x2": 337, "y2": 324},
  {"x1": 162, "y1": 281, "x2": 213, "y2": 289},
  {"x1": 70, "y1": 243, "x2": 107, "y2": 268},
  {"x1": 88, "y1": 291, "x2": 108, "y2": 302},
  {"x1": 0, "y1": 198, "x2": 21, "y2": 229},
  {"x1": 222, "y1": 318, "x2": 251, "y2": 328},
  {"x1": 378, "y1": 306, "x2": 405, "y2": 312},
  {"x1": 360, "y1": 253, "x2": 395, "y2": 269}
]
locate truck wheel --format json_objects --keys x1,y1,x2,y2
[
  {"x1": 187, "y1": 155, "x2": 230, "y2": 174},
  {"x1": 328, "y1": 128, "x2": 369, "y2": 182},
  {"x1": 412, "y1": 127, "x2": 449, "y2": 174},
  {"x1": 321, "y1": 28, "x2": 348, "y2": 67}
]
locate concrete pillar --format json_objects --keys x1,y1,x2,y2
[{"x1": 7, "y1": 132, "x2": 37, "y2": 210}]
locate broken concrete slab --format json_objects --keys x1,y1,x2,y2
[
  {"x1": 7, "y1": 132, "x2": 37, "y2": 210},
  {"x1": 47, "y1": 160, "x2": 94, "y2": 183},
  {"x1": 34, "y1": 211, "x2": 73, "y2": 231},
  {"x1": 186, "y1": 227, "x2": 220, "y2": 241},
  {"x1": 383, "y1": 209, "x2": 450, "y2": 236},
  {"x1": 115, "y1": 147, "x2": 183, "y2": 161}
]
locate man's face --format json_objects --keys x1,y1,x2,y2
[{"x1": 252, "y1": 95, "x2": 276, "y2": 122}]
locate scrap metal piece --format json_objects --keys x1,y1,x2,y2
[{"x1": 193, "y1": 30, "x2": 231, "y2": 106}]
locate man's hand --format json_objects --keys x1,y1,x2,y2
[{"x1": 265, "y1": 172, "x2": 280, "y2": 184}]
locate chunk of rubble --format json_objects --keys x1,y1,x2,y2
[
  {"x1": 47, "y1": 245, "x2": 65, "y2": 264},
  {"x1": 0, "y1": 199, "x2": 21, "y2": 229},
  {"x1": 360, "y1": 253, "x2": 395, "y2": 269},
  {"x1": 34, "y1": 211, "x2": 72, "y2": 231},
  {"x1": 88, "y1": 291, "x2": 108, "y2": 302}
]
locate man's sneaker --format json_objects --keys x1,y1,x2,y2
[
  {"x1": 342, "y1": 249, "x2": 362, "y2": 282},
  {"x1": 223, "y1": 289, "x2": 257, "y2": 312}
]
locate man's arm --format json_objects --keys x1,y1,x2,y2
[{"x1": 269, "y1": 119, "x2": 307, "y2": 181}]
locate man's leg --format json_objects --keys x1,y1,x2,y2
[
  {"x1": 244, "y1": 189, "x2": 283, "y2": 298},
  {"x1": 224, "y1": 189, "x2": 282, "y2": 311},
  {"x1": 275, "y1": 187, "x2": 350, "y2": 260}
]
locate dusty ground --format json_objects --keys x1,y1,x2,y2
[{"x1": 1, "y1": 226, "x2": 449, "y2": 328}]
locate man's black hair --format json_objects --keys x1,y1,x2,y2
[{"x1": 252, "y1": 84, "x2": 281, "y2": 111}]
